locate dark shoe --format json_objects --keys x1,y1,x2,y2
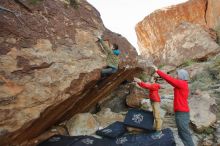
[{"x1": 151, "y1": 131, "x2": 164, "y2": 139}]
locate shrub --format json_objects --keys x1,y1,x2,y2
[
  {"x1": 158, "y1": 64, "x2": 165, "y2": 69},
  {"x1": 138, "y1": 72, "x2": 150, "y2": 82},
  {"x1": 69, "y1": 0, "x2": 79, "y2": 8},
  {"x1": 190, "y1": 70, "x2": 213, "y2": 92},
  {"x1": 216, "y1": 25, "x2": 220, "y2": 45},
  {"x1": 180, "y1": 59, "x2": 196, "y2": 67},
  {"x1": 208, "y1": 55, "x2": 220, "y2": 80}
]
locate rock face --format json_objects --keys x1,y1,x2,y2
[
  {"x1": 162, "y1": 22, "x2": 220, "y2": 66},
  {"x1": 99, "y1": 84, "x2": 131, "y2": 113},
  {"x1": 93, "y1": 108, "x2": 125, "y2": 128},
  {"x1": 136, "y1": 0, "x2": 220, "y2": 65},
  {"x1": 206, "y1": 0, "x2": 220, "y2": 29},
  {"x1": 62, "y1": 52, "x2": 219, "y2": 145},
  {"x1": 66, "y1": 113, "x2": 99, "y2": 136},
  {"x1": 0, "y1": 0, "x2": 103, "y2": 136},
  {"x1": 189, "y1": 91, "x2": 216, "y2": 132},
  {"x1": 126, "y1": 84, "x2": 146, "y2": 108},
  {"x1": 136, "y1": 0, "x2": 207, "y2": 57},
  {"x1": 0, "y1": 0, "x2": 138, "y2": 145},
  {"x1": 65, "y1": 108, "x2": 125, "y2": 136}
]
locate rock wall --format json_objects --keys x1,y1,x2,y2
[
  {"x1": 162, "y1": 22, "x2": 219, "y2": 66},
  {"x1": 0, "y1": 0, "x2": 103, "y2": 134},
  {"x1": 206, "y1": 0, "x2": 220, "y2": 29},
  {"x1": 0, "y1": 0, "x2": 138, "y2": 145},
  {"x1": 136, "y1": 0, "x2": 220, "y2": 65}
]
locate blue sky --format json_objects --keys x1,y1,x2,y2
[{"x1": 87, "y1": 0, "x2": 187, "y2": 53}]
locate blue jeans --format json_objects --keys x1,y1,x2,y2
[
  {"x1": 175, "y1": 112, "x2": 194, "y2": 146},
  {"x1": 101, "y1": 66, "x2": 117, "y2": 77}
]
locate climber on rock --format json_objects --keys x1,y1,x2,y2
[
  {"x1": 133, "y1": 76, "x2": 163, "y2": 139},
  {"x1": 97, "y1": 35, "x2": 120, "y2": 78},
  {"x1": 151, "y1": 65, "x2": 195, "y2": 146}
]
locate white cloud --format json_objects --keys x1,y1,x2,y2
[{"x1": 87, "y1": 0, "x2": 187, "y2": 53}]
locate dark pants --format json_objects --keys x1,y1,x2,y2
[
  {"x1": 101, "y1": 66, "x2": 117, "y2": 77},
  {"x1": 175, "y1": 112, "x2": 194, "y2": 146}
]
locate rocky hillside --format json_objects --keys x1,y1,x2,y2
[
  {"x1": 136, "y1": 0, "x2": 220, "y2": 65},
  {"x1": 134, "y1": 0, "x2": 220, "y2": 145},
  {"x1": 96, "y1": 52, "x2": 220, "y2": 145},
  {"x1": 0, "y1": 0, "x2": 138, "y2": 145},
  {"x1": 63, "y1": 52, "x2": 220, "y2": 145}
]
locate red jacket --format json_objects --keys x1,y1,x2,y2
[
  {"x1": 156, "y1": 70, "x2": 190, "y2": 112},
  {"x1": 138, "y1": 82, "x2": 161, "y2": 102}
]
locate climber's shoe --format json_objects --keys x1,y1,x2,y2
[{"x1": 151, "y1": 131, "x2": 164, "y2": 139}]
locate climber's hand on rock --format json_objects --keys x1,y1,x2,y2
[{"x1": 95, "y1": 32, "x2": 102, "y2": 41}]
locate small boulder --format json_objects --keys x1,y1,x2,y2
[
  {"x1": 66, "y1": 113, "x2": 99, "y2": 136},
  {"x1": 189, "y1": 91, "x2": 216, "y2": 132},
  {"x1": 93, "y1": 108, "x2": 125, "y2": 129}
]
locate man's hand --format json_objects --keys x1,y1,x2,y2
[
  {"x1": 95, "y1": 31, "x2": 102, "y2": 41},
  {"x1": 134, "y1": 77, "x2": 142, "y2": 83},
  {"x1": 97, "y1": 36, "x2": 102, "y2": 41},
  {"x1": 151, "y1": 65, "x2": 158, "y2": 71}
]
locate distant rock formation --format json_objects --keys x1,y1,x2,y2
[
  {"x1": 161, "y1": 22, "x2": 219, "y2": 66},
  {"x1": 136, "y1": 0, "x2": 220, "y2": 65}
]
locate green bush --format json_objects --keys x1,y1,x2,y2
[
  {"x1": 158, "y1": 64, "x2": 165, "y2": 69},
  {"x1": 69, "y1": 0, "x2": 79, "y2": 8},
  {"x1": 213, "y1": 55, "x2": 220, "y2": 67},
  {"x1": 203, "y1": 127, "x2": 214, "y2": 135},
  {"x1": 180, "y1": 59, "x2": 196, "y2": 67},
  {"x1": 208, "y1": 55, "x2": 220, "y2": 80},
  {"x1": 191, "y1": 71, "x2": 212, "y2": 82},
  {"x1": 138, "y1": 72, "x2": 150, "y2": 82},
  {"x1": 216, "y1": 25, "x2": 220, "y2": 45},
  {"x1": 190, "y1": 70, "x2": 213, "y2": 92},
  {"x1": 190, "y1": 81, "x2": 209, "y2": 92}
]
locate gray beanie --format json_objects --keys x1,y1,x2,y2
[{"x1": 177, "y1": 69, "x2": 189, "y2": 81}]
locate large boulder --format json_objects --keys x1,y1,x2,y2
[
  {"x1": 136, "y1": 0, "x2": 207, "y2": 57},
  {"x1": 189, "y1": 91, "x2": 217, "y2": 132},
  {"x1": 0, "y1": 0, "x2": 104, "y2": 136},
  {"x1": 136, "y1": 0, "x2": 220, "y2": 65},
  {"x1": 161, "y1": 22, "x2": 220, "y2": 66},
  {"x1": 0, "y1": 0, "x2": 138, "y2": 145},
  {"x1": 126, "y1": 84, "x2": 147, "y2": 108},
  {"x1": 93, "y1": 108, "x2": 125, "y2": 129},
  {"x1": 66, "y1": 113, "x2": 99, "y2": 136},
  {"x1": 65, "y1": 109, "x2": 136, "y2": 140},
  {"x1": 206, "y1": 0, "x2": 220, "y2": 30}
]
